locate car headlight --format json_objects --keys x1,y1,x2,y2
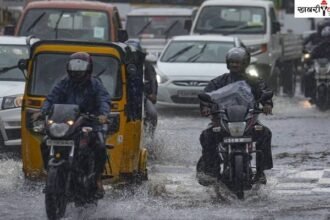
[
  {"x1": 2, "y1": 94, "x2": 23, "y2": 109},
  {"x1": 155, "y1": 67, "x2": 169, "y2": 84},
  {"x1": 49, "y1": 123, "x2": 70, "y2": 138},
  {"x1": 246, "y1": 65, "x2": 259, "y2": 77}
]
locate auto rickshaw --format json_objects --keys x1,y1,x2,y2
[{"x1": 19, "y1": 39, "x2": 148, "y2": 182}]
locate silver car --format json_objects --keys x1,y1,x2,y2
[
  {"x1": 0, "y1": 36, "x2": 29, "y2": 148},
  {"x1": 156, "y1": 35, "x2": 244, "y2": 107}
]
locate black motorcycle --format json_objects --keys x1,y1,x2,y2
[
  {"x1": 33, "y1": 104, "x2": 110, "y2": 220},
  {"x1": 198, "y1": 81, "x2": 271, "y2": 199},
  {"x1": 312, "y1": 58, "x2": 330, "y2": 110}
]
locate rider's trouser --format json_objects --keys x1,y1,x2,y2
[{"x1": 199, "y1": 122, "x2": 273, "y2": 176}]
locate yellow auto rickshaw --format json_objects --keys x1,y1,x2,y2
[{"x1": 19, "y1": 39, "x2": 148, "y2": 182}]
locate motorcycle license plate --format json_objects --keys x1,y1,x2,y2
[
  {"x1": 46, "y1": 139, "x2": 74, "y2": 146},
  {"x1": 223, "y1": 137, "x2": 252, "y2": 144}
]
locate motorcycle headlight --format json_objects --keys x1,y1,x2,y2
[
  {"x1": 2, "y1": 94, "x2": 23, "y2": 109},
  {"x1": 246, "y1": 65, "x2": 259, "y2": 77},
  {"x1": 49, "y1": 123, "x2": 70, "y2": 138},
  {"x1": 228, "y1": 122, "x2": 246, "y2": 137}
]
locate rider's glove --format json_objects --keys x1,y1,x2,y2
[
  {"x1": 262, "y1": 104, "x2": 273, "y2": 115},
  {"x1": 98, "y1": 115, "x2": 108, "y2": 124}
]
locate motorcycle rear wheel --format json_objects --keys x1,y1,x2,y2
[
  {"x1": 234, "y1": 155, "x2": 244, "y2": 200},
  {"x1": 45, "y1": 167, "x2": 67, "y2": 220}
]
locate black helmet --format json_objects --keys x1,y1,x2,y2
[
  {"x1": 321, "y1": 26, "x2": 330, "y2": 37},
  {"x1": 226, "y1": 47, "x2": 250, "y2": 74},
  {"x1": 67, "y1": 52, "x2": 93, "y2": 83}
]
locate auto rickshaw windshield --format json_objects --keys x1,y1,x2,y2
[{"x1": 28, "y1": 53, "x2": 121, "y2": 99}]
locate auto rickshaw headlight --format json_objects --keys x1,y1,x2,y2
[
  {"x1": 2, "y1": 94, "x2": 23, "y2": 109},
  {"x1": 49, "y1": 123, "x2": 70, "y2": 138}
]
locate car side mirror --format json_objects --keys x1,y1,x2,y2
[
  {"x1": 18, "y1": 59, "x2": 28, "y2": 80},
  {"x1": 272, "y1": 21, "x2": 281, "y2": 34},
  {"x1": 3, "y1": 25, "x2": 15, "y2": 36},
  {"x1": 184, "y1": 19, "x2": 192, "y2": 32},
  {"x1": 118, "y1": 29, "x2": 128, "y2": 43}
]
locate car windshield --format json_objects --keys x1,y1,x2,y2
[
  {"x1": 29, "y1": 53, "x2": 121, "y2": 99},
  {"x1": 0, "y1": 45, "x2": 28, "y2": 81},
  {"x1": 160, "y1": 40, "x2": 234, "y2": 63},
  {"x1": 194, "y1": 6, "x2": 266, "y2": 34},
  {"x1": 126, "y1": 15, "x2": 190, "y2": 38},
  {"x1": 19, "y1": 9, "x2": 110, "y2": 41}
]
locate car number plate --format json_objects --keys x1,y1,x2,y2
[
  {"x1": 177, "y1": 90, "x2": 201, "y2": 98},
  {"x1": 46, "y1": 139, "x2": 74, "y2": 146}
]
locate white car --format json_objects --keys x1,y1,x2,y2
[
  {"x1": 0, "y1": 36, "x2": 29, "y2": 147},
  {"x1": 156, "y1": 35, "x2": 247, "y2": 107}
]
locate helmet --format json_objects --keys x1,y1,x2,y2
[
  {"x1": 317, "y1": 19, "x2": 330, "y2": 34},
  {"x1": 125, "y1": 39, "x2": 143, "y2": 51},
  {"x1": 226, "y1": 47, "x2": 250, "y2": 74},
  {"x1": 321, "y1": 26, "x2": 330, "y2": 37},
  {"x1": 66, "y1": 52, "x2": 93, "y2": 83}
]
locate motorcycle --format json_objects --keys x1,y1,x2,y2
[
  {"x1": 197, "y1": 81, "x2": 271, "y2": 199},
  {"x1": 312, "y1": 58, "x2": 330, "y2": 110},
  {"x1": 33, "y1": 104, "x2": 110, "y2": 220}
]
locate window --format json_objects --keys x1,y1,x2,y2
[
  {"x1": 29, "y1": 53, "x2": 121, "y2": 99},
  {"x1": 160, "y1": 40, "x2": 234, "y2": 63},
  {"x1": 195, "y1": 6, "x2": 266, "y2": 34},
  {"x1": 0, "y1": 45, "x2": 28, "y2": 81},
  {"x1": 19, "y1": 9, "x2": 110, "y2": 41}
]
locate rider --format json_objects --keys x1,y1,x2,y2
[
  {"x1": 197, "y1": 47, "x2": 273, "y2": 186},
  {"x1": 126, "y1": 39, "x2": 158, "y2": 137},
  {"x1": 32, "y1": 52, "x2": 111, "y2": 198},
  {"x1": 304, "y1": 19, "x2": 330, "y2": 48}
]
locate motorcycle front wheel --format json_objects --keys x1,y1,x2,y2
[
  {"x1": 234, "y1": 155, "x2": 244, "y2": 200},
  {"x1": 45, "y1": 167, "x2": 67, "y2": 220}
]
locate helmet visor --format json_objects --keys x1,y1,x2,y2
[{"x1": 67, "y1": 59, "x2": 89, "y2": 72}]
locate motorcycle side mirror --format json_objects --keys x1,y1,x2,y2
[{"x1": 198, "y1": 93, "x2": 212, "y2": 103}]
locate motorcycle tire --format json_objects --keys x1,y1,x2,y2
[
  {"x1": 234, "y1": 155, "x2": 244, "y2": 200},
  {"x1": 45, "y1": 167, "x2": 67, "y2": 220}
]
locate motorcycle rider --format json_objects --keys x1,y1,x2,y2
[
  {"x1": 197, "y1": 47, "x2": 273, "y2": 186},
  {"x1": 126, "y1": 39, "x2": 158, "y2": 138},
  {"x1": 303, "y1": 19, "x2": 330, "y2": 48},
  {"x1": 32, "y1": 52, "x2": 111, "y2": 198}
]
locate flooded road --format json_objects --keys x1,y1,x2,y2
[{"x1": 1, "y1": 95, "x2": 330, "y2": 219}]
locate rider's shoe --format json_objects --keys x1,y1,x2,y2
[
  {"x1": 254, "y1": 171, "x2": 267, "y2": 185},
  {"x1": 95, "y1": 176, "x2": 105, "y2": 199},
  {"x1": 196, "y1": 171, "x2": 217, "y2": 186}
]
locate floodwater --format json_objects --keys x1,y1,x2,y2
[{"x1": 0, "y1": 95, "x2": 330, "y2": 219}]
